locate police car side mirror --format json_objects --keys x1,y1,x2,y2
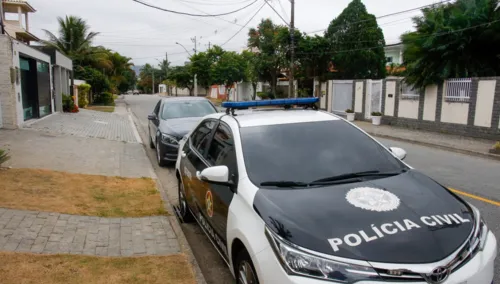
[
  {"x1": 197, "y1": 166, "x2": 234, "y2": 187},
  {"x1": 390, "y1": 147, "x2": 407, "y2": 160}
]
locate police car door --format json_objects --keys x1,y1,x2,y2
[
  {"x1": 202, "y1": 122, "x2": 237, "y2": 259},
  {"x1": 181, "y1": 119, "x2": 217, "y2": 219}
]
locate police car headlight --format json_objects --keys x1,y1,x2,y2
[
  {"x1": 265, "y1": 227, "x2": 380, "y2": 283},
  {"x1": 470, "y1": 204, "x2": 489, "y2": 251},
  {"x1": 161, "y1": 133, "x2": 179, "y2": 145}
]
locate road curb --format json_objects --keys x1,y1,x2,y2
[
  {"x1": 126, "y1": 102, "x2": 207, "y2": 284},
  {"x1": 366, "y1": 132, "x2": 500, "y2": 162}
]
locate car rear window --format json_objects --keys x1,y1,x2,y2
[
  {"x1": 161, "y1": 100, "x2": 216, "y2": 119},
  {"x1": 240, "y1": 120, "x2": 406, "y2": 186}
]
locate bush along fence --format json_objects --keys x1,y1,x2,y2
[{"x1": 318, "y1": 77, "x2": 500, "y2": 140}]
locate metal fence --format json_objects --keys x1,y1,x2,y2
[{"x1": 445, "y1": 78, "x2": 472, "y2": 102}]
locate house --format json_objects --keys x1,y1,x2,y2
[
  {"x1": 0, "y1": 0, "x2": 71, "y2": 129},
  {"x1": 384, "y1": 42, "x2": 404, "y2": 66}
]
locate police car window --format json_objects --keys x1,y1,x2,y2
[
  {"x1": 240, "y1": 120, "x2": 407, "y2": 187},
  {"x1": 190, "y1": 120, "x2": 216, "y2": 156},
  {"x1": 206, "y1": 124, "x2": 237, "y2": 179},
  {"x1": 153, "y1": 101, "x2": 161, "y2": 116}
]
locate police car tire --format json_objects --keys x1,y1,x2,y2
[
  {"x1": 235, "y1": 249, "x2": 259, "y2": 284},
  {"x1": 178, "y1": 179, "x2": 194, "y2": 223}
]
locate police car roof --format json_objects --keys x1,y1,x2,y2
[{"x1": 225, "y1": 109, "x2": 340, "y2": 128}]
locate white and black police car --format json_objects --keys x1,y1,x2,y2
[{"x1": 174, "y1": 98, "x2": 497, "y2": 284}]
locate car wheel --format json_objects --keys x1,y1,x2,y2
[
  {"x1": 177, "y1": 178, "x2": 194, "y2": 223},
  {"x1": 149, "y1": 129, "x2": 155, "y2": 149},
  {"x1": 156, "y1": 138, "x2": 167, "y2": 167},
  {"x1": 236, "y1": 249, "x2": 259, "y2": 284}
]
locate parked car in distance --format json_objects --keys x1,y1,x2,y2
[
  {"x1": 133, "y1": 90, "x2": 140, "y2": 95},
  {"x1": 148, "y1": 97, "x2": 218, "y2": 167}
]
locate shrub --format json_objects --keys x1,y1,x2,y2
[
  {"x1": 78, "y1": 83, "x2": 91, "y2": 108},
  {"x1": 494, "y1": 142, "x2": 500, "y2": 150},
  {"x1": 0, "y1": 149, "x2": 10, "y2": 167},
  {"x1": 371, "y1": 111, "x2": 383, "y2": 116},
  {"x1": 94, "y1": 92, "x2": 115, "y2": 106},
  {"x1": 345, "y1": 109, "x2": 354, "y2": 113},
  {"x1": 62, "y1": 93, "x2": 75, "y2": 112}
]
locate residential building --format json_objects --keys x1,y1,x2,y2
[
  {"x1": 384, "y1": 42, "x2": 404, "y2": 66},
  {"x1": 0, "y1": 0, "x2": 71, "y2": 129}
]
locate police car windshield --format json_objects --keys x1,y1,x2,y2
[
  {"x1": 161, "y1": 100, "x2": 216, "y2": 120},
  {"x1": 240, "y1": 120, "x2": 407, "y2": 188}
]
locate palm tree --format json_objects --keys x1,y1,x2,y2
[{"x1": 43, "y1": 16, "x2": 99, "y2": 57}]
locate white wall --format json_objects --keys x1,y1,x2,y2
[
  {"x1": 55, "y1": 51, "x2": 73, "y2": 70},
  {"x1": 423, "y1": 85, "x2": 438, "y2": 121},
  {"x1": 319, "y1": 78, "x2": 326, "y2": 109},
  {"x1": 474, "y1": 80, "x2": 496, "y2": 127},
  {"x1": 236, "y1": 82, "x2": 254, "y2": 101},
  {"x1": 354, "y1": 81, "x2": 363, "y2": 113},
  {"x1": 398, "y1": 99, "x2": 419, "y2": 119},
  {"x1": 384, "y1": 81, "x2": 396, "y2": 116},
  {"x1": 441, "y1": 84, "x2": 469, "y2": 124}
]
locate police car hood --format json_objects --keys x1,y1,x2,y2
[{"x1": 253, "y1": 170, "x2": 474, "y2": 263}]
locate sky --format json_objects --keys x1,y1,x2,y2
[{"x1": 24, "y1": 0, "x2": 443, "y2": 67}]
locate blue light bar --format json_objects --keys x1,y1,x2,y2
[{"x1": 222, "y1": 98, "x2": 319, "y2": 109}]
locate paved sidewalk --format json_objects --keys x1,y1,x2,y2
[
  {"x1": 0, "y1": 208, "x2": 179, "y2": 256},
  {"x1": 355, "y1": 121, "x2": 498, "y2": 159},
  {"x1": 23, "y1": 109, "x2": 138, "y2": 143},
  {"x1": 0, "y1": 129, "x2": 154, "y2": 178}
]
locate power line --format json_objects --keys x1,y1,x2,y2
[
  {"x1": 277, "y1": 0, "x2": 289, "y2": 21},
  {"x1": 306, "y1": 0, "x2": 452, "y2": 34},
  {"x1": 172, "y1": 0, "x2": 246, "y2": 27},
  {"x1": 132, "y1": 0, "x2": 258, "y2": 17},
  {"x1": 263, "y1": 0, "x2": 289, "y2": 26},
  {"x1": 296, "y1": 18, "x2": 500, "y2": 56},
  {"x1": 175, "y1": 0, "x2": 255, "y2": 6},
  {"x1": 222, "y1": 2, "x2": 266, "y2": 46}
]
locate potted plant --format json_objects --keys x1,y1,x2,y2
[
  {"x1": 371, "y1": 112, "x2": 383, "y2": 125},
  {"x1": 345, "y1": 109, "x2": 355, "y2": 122},
  {"x1": 489, "y1": 142, "x2": 500, "y2": 155}
]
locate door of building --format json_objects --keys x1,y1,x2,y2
[
  {"x1": 20, "y1": 57, "x2": 39, "y2": 121},
  {"x1": 332, "y1": 80, "x2": 353, "y2": 115},
  {"x1": 36, "y1": 61, "x2": 51, "y2": 117}
]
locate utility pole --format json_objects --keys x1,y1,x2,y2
[
  {"x1": 152, "y1": 71, "x2": 155, "y2": 94},
  {"x1": 192, "y1": 36, "x2": 198, "y2": 97},
  {"x1": 165, "y1": 52, "x2": 169, "y2": 95},
  {"x1": 208, "y1": 42, "x2": 211, "y2": 50},
  {"x1": 288, "y1": 0, "x2": 295, "y2": 98}
]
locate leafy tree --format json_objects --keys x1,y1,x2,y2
[
  {"x1": 43, "y1": 16, "x2": 98, "y2": 57},
  {"x1": 74, "y1": 66, "x2": 110, "y2": 95},
  {"x1": 190, "y1": 45, "x2": 225, "y2": 90},
  {"x1": 168, "y1": 65, "x2": 195, "y2": 96},
  {"x1": 402, "y1": 0, "x2": 500, "y2": 88},
  {"x1": 138, "y1": 64, "x2": 163, "y2": 93},
  {"x1": 297, "y1": 35, "x2": 331, "y2": 81},
  {"x1": 248, "y1": 19, "x2": 290, "y2": 96},
  {"x1": 325, "y1": 0, "x2": 386, "y2": 79},
  {"x1": 241, "y1": 50, "x2": 260, "y2": 100},
  {"x1": 211, "y1": 52, "x2": 247, "y2": 99}
]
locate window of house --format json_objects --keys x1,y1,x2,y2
[{"x1": 386, "y1": 57, "x2": 393, "y2": 63}]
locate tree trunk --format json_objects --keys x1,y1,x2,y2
[
  {"x1": 270, "y1": 73, "x2": 277, "y2": 98},
  {"x1": 188, "y1": 87, "x2": 193, "y2": 96}
]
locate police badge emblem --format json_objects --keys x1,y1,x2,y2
[{"x1": 346, "y1": 187, "x2": 400, "y2": 212}]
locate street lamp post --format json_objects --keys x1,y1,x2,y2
[{"x1": 176, "y1": 42, "x2": 197, "y2": 97}]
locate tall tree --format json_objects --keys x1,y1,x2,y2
[
  {"x1": 168, "y1": 65, "x2": 195, "y2": 96},
  {"x1": 325, "y1": 0, "x2": 386, "y2": 79},
  {"x1": 402, "y1": 0, "x2": 500, "y2": 88},
  {"x1": 241, "y1": 50, "x2": 260, "y2": 100},
  {"x1": 248, "y1": 19, "x2": 290, "y2": 95},
  {"x1": 43, "y1": 16, "x2": 99, "y2": 57},
  {"x1": 297, "y1": 35, "x2": 331, "y2": 81},
  {"x1": 211, "y1": 52, "x2": 247, "y2": 99},
  {"x1": 190, "y1": 45, "x2": 225, "y2": 90}
]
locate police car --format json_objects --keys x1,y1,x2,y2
[{"x1": 175, "y1": 98, "x2": 497, "y2": 284}]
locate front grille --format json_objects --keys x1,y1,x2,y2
[{"x1": 376, "y1": 269, "x2": 425, "y2": 281}]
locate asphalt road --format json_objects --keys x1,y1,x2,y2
[{"x1": 125, "y1": 94, "x2": 499, "y2": 283}]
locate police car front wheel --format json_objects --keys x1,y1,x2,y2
[
  {"x1": 178, "y1": 179, "x2": 194, "y2": 223},
  {"x1": 235, "y1": 249, "x2": 259, "y2": 284}
]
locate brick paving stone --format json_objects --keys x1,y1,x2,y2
[
  {"x1": 0, "y1": 208, "x2": 179, "y2": 256},
  {"x1": 23, "y1": 110, "x2": 138, "y2": 143}
]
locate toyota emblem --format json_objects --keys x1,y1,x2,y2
[{"x1": 424, "y1": 266, "x2": 450, "y2": 284}]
